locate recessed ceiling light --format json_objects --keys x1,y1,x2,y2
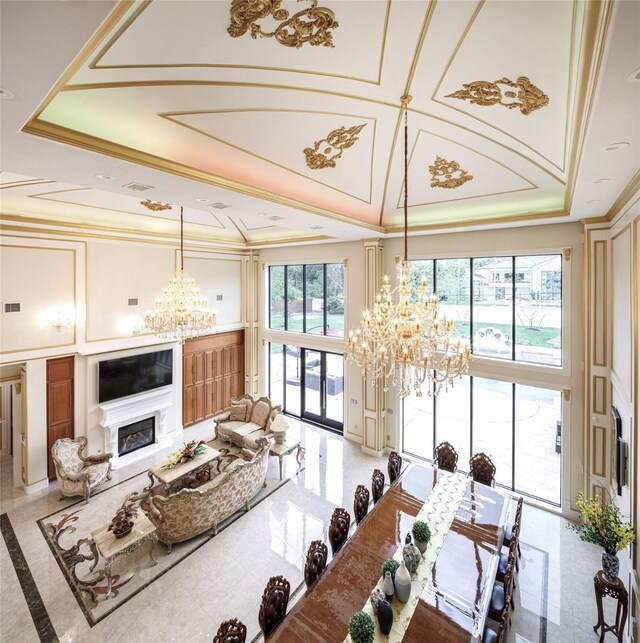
[
  {"x1": 587, "y1": 200, "x2": 600, "y2": 204},
  {"x1": 265, "y1": 215, "x2": 285, "y2": 221},
  {"x1": 209, "y1": 202, "x2": 229, "y2": 209},
  {"x1": 310, "y1": 225, "x2": 324, "y2": 230},
  {"x1": 0, "y1": 86, "x2": 15, "y2": 100},
  {"x1": 592, "y1": 178, "x2": 610, "y2": 184},
  {"x1": 628, "y1": 67, "x2": 640, "y2": 83},
  {"x1": 603, "y1": 142, "x2": 630, "y2": 152},
  {"x1": 95, "y1": 174, "x2": 115, "y2": 181},
  {"x1": 195, "y1": 198, "x2": 210, "y2": 203}
]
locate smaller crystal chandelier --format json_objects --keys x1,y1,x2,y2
[
  {"x1": 345, "y1": 96, "x2": 472, "y2": 397},
  {"x1": 145, "y1": 206, "x2": 217, "y2": 342}
]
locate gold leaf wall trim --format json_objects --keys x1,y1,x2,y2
[
  {"x1": 428, "y1": 157, "x2": 473, "y2": 189},
  {"x1": 140, "y1": 200, "x2": 172, "y2": 211},
  {"x1": 445, "y1": 76, "x2": 549, "y2": 115},
  {"x1": 304, "y1": 123, "x2": 367, "y2": 170},
  {"x1": 227, "y1": 0, "x2": 339, "y2": 49}
]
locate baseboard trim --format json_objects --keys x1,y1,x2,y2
[{"x1": 24, "y1": 478, "x2": 49, "y2": 494}]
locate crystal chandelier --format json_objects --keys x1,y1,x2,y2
[
  {"x1": 145, "y1": 206, "x2": 217, "y2": 342},
  {"x1": 345, "y1": 96, "x2": 472, "y2": 397}
]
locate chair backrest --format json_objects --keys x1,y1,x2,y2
[
  {"x1": 469, "y1": 452, "x2": 496, "y2": 486},
  {"x1": 496, "y1": 594, "x2": 511, "y2": 642},
  {"x1": 503, "y1": 562, "x2": 515, "y2": 603},
  {"x1": 372, "y1": 469, "x2": 385, "y2": 504},
  {"x1": 304, "y1": 540, "x2": 328, "y2": 588},
  {"x1": 51, "y1": 437, "x2": 86, "y2": 476},
  {"x1": 388, "y1": 451, "x2": 402, "y2": 483},
  {"x1": 434, "y1": 441, "x2": 458, "y2": 473},
  {"x1": 329, "y1": 507, "x2": 351, "y2": 555},
  {"x1": 353, "y1": 485, "x2": 370, "y2": 525},
  {"x1": 509, "y1": 521, "x2": 520, "y2": 556},
  {"x1": 213, "y1": 619, "x2": 247, "y2": 643},
  {"x1": 514, "y1": 496, "x2": 524, "y2": 525},
  {"x1": 258, "y1": 575, "x2": 290, "y2": 639}
]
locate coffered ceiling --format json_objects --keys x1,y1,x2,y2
[{"x1": 1, "y1": 0, "x2": 638, "y2": 245}]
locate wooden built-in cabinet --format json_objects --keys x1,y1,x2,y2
[
  {"x1": 182, "y1": 330, "x2": 244, "y2": 428},
  {"x1": 47, "y1": 356, "x2": 75, "y2": 480}
]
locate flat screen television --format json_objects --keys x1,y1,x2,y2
[
  {"x1": 612, "y1": 405, "x2": 627, "y2": 496},
  {"x1": 98, "y1": 349, "x2": 173, "y2": 403}
]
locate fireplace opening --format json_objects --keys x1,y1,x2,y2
[{"x1": 118, "y1": 417, "x2": 155, "y2": 456}]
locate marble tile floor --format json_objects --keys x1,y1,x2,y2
[{"x1": 0, "y1": 418, "x2": 626, "y2": 642}]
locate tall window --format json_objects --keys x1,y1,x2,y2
[
  {"x1": 268, "y1": 263, "x2": 344, "y2": 337},
  {"x1": 413, "y1": 254, "x2": 562, "y2": 366},
  {"x1": 403, "y1": 378, "x2": 562, "y2": 505}
]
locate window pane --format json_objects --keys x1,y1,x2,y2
[
  {"x1": 303, "y1": 350, "x2": 322, "y2": 416},
  {"x1": 412, "y1": 260, "x2": 434, "y2": 295},
  {"x1": 515, "y1": 255, "x2": 562, "y2": 366},
  {"x1": 403, "y1": 395, "x2": 434, "y2": 462},
  {"x1": 269, "y1": 266, "x2": 285, "y2": 330},
  {"x1": 305, "y1": 265, "x2": 325, "y2": 335},
  {"x1": 514, "y1": 385, "x2": 561, "y2": 504},
  {"x1": 268, "y1": 343, "x2": 284, "y2": 407},
  {"x1": 472, "y1": 378, "x2": 513, "y2": 488},
  {"x1": 436, "y1": 376, "x2": 471, "y2": 467},
  {"x1": 286, "y1": 265, "x2": 304, "y2": 332},
  {"x1": 325, "y1": 353, "x2": 344, "y2": 425},
  {"x1": 326, "y1": 263, "x2": 344, "y2": 338},
  {"x1": 472, "y1": 257, "x2": 513, "y2": 359},
  {"x1": 285, "y1": 345, "x2": 301, "y2": 416},
  {"x1": 436, "y1": 259, "x2": 470, "y2": 346}
]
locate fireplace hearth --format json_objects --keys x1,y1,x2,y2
[{"x1": 118, "y1": 417, "x2": 155, "y2": 456}]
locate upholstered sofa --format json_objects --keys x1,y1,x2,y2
[
  {"x1": 147, "y1": 436, "x2": 272, "y2": 551},
  {"x1": 214, "y1": 394, "x2": 282, "y2": 451},
  {"x1": 51, "y1": 436, "x2": 113, "y2": 503}
]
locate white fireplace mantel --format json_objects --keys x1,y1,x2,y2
[{"x1": 99, "y1": 387, "x2": 173, "y2": 468}]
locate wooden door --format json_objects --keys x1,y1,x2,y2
[
  {"x1": 47, "y1": 356, "x2": 74, "y2": 480},
  {"x1": 182, "y1": 330, "x2": 244, "y2": 428}
]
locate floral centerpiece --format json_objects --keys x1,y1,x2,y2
[
  {"x1": 163, "y1": 439, "x2": 207, "y2": 469},
  {"x1": 567, "y1": 492, "x2": 636, "y2": 582},
  {"x1": 108, "y1": 500, "x2": 138, "y2": 539}
]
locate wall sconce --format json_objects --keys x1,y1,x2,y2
[{"x1": 51, "y1": 310, "x2": 74, "y2": 333}]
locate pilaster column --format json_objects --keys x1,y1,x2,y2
[
  {"x1": 361, "y1": 240, "x2": 387, "y2": 456},
  {"x1": 244, "y1": 251, "x2": 260, "y2": 397}
]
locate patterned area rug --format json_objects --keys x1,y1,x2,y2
[{"x1": 37, "y1": 439, "x2": 302, "y2": 627}]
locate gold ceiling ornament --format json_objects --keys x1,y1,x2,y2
[
  {"x1": 144, "y1": 206, "x2": 217, "y2": 343},
  {"x1": 445, "y1": 76, "x2": 549, "y2": 116},
  {"x1": 140, "y1": 199, "x2": 172, "y2": 211},
  {"x1": 345, "y1": 96, "x2": 472, "y2": 398},
  {"x1": 227, "y1": 0, "x2": 338, "y2": 49},
  {"x1": 428, "y1": 156, "x2": 474, "y2": 189},
  {"x1": 304, "y1": 123, "x2": 366, "y2": 170}
]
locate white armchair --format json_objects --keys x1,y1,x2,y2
[{"x1": 51, "y1": 436, "x2": 113, "y2": 503}]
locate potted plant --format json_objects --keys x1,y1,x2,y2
[
  {"x1": 108, "y1": 501, "x2": 138, "y2": 539},
  {"x1": 412, "y1": 520, "x2": 432, "y2": 553},
  {"x1": 568, "y1": 492, "x2": 636, "y2": 582},
  {"x1": 348, "y1": 611, "x2": 375, "y2": 643},
  {"x1": 381, "y1": 557, "x2": 400, "y2": 581}
]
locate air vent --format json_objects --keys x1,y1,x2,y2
[
  {"x1": 128, "y1": 298, "x2": 138, "y2": 306},
  {"x1": 265, "y1": 215, "x2": 285, "y2": 221},
  {"x1": 123, "y1": 182, "x2": 154, "y2": 192},
  {"x1": 209, "y1": 203, "x2": 230, "y2": 210},
  {"x1": 310, "y1": 225, "x2": 324, "y2": 230},
  {"x1": 216, "y1": 294, "x2": 223, "y2": 301},
  {"x1": 4, "y1": 303, "x2": 20, "y2": 313}
]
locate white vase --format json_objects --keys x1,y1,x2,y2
[{"x1": 394, "y1": 556, "x2": 412, "y2": 603}]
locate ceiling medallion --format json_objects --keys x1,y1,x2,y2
[
  {"x1": 429, "y1": 157, "x2": 473, "y2": 189},
  {"x1": 227, "y1": 0, "x2": 338, "y2": 49},
  {"x1": 446, "y1": 76, "x2": 549, "y2": 115},
  {"x1": 140, "y1": 199, "x2": 172, "y2": 211},
  {"x1": 304, "y1": 124, "x2": 366, "y2": 170}
]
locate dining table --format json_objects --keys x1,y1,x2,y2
[{"x1": 269, "y1": 461, "x2": 513, "y2": 643}]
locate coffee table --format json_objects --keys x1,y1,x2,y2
[
  {"x1": 146, "y1": 444, "x2": 222, "y2": 492},
  {"x1": 270, "y1": 440, "x2": 305, "y2": 480},
  {"x1": 91, "y1": 512, "x2": 158, "y2": 600}
]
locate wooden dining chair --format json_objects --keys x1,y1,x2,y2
[
  {"x1": 482, "y1": 594, "x2": 510, "y2": 643},
  {"x1": 304, "y1": 540, "x2": 328, "y2": 588},
  {"x1": 213, "y1": 618, "x2": 247, "y2": 643},
  {"x1": 371, "y1": 469, "x2": 385, "y2": 504},
  {"x1": 353, "y1": 485, "x2": 370, "y2": 525},
  {"x1": 503, "y1": 496, "x2": 523, "y2": 559},
  {"x1": 328, "y1": 507, "x2": 351, "y2": 555},
  {"x1": 434, "y1": 441, "x2": 458, "y2": 473},
  {"x1": 497, "y1": 523, "x2": 519, "y2": 587},
  {"x1": 469, "y1": 452, "x2": 496, "y2": 486},
  {"x1": 258, "y1": 575, "x2": 290, "y2": 639},
  {"x1": 489, "y1": 562, "x2": 515, "y2": 623},
  {"x1": 388, "y1": 451, "x2": 402, "y2": 484}
]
